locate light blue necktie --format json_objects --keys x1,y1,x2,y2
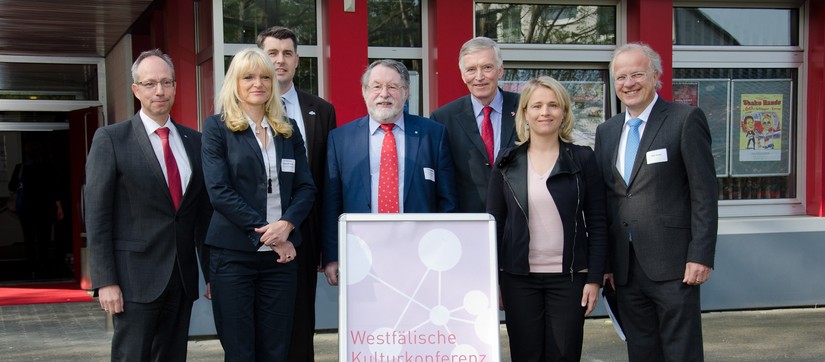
[{"x1": 624, "y1": 118, "x2": 643, "y2": 184}]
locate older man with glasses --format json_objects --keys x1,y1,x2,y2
[{"x1": 320, "y1": 59, "x2": 457, "y2": 286}]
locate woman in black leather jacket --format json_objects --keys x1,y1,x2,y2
[{"x1": 487, "y1": 76, "x2": 607, "y2": 362}]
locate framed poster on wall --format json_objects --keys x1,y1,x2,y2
[
  {"x1": 672, "y1": 79, "x2": 730, "y2": 177},
  {"x1": 338, "y1": 213, "x2": 499, "y2": 362},
  {"x1": 730, "y1": 79, "x2": 793, "y2": 176}
]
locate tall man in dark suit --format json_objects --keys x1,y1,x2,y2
[
  {"x1": 256, "y1": 26, "x2": 337, "y2": 362},
  {"x1": 322, "y1": 59, "x2": 457, "y2": 285},
  {"x1": 594, "y1": 43, "x2": 718, "y2": 362},
  {"x1": 85, "y1": 49, "x2": 211, "y2": 361},
  {"x1": 430, "y1": 36, "x2": 518, "y2": 213}
]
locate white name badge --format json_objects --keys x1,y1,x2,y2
[
  {"x1": 646, "y1": 148, "x2": 668, "y2": 164},
  {"x1": 423, "y1": 167, "x2": 435, "y2": 182},
  {"x1": 281, "y1": 159, "x2": 296, "y2": 173}
]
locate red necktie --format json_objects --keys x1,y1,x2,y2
[
  {"x1": 378, "y1": 124, "x2": 399, "y2": 213},
  {"x1": 481, "y1": 106, "x2": 494, "y2": 163},
  {"x1": 156, "y1": 127, "x2": 183, "y2": 210}
]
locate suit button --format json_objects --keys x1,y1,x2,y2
[
  {"x1": 622, "y1": 222, "x2": 629, "y2": 227},
  {"x1": 626, "y1": 193, "x2": 632, "y2": 199}
]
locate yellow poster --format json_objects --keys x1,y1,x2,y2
[{"x1": 739, "y1": 94, "x2": 782, "y2": 162}]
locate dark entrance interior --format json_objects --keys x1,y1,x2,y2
[{"x1": 1, "y1": 130, "x2": 73, "y2": 283}]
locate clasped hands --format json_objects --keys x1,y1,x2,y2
[{"x1": 254, "y1": 220, "x2": 296, "y2": 264}]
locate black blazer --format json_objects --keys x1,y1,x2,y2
[
  {"x1": 594, "y1": 97, "x2": 718, "y2": 284},
  {"x1": 487, "y1": 141, "x2": 608, "y2": 284},
  {"x1": 201, "y1": 114, "x2": 315, "y2": 251},
  {"x1": 85, "y1": 114, "x2": 211, "y2": 303},
  {"x1": 430, "y1": 89, "x2": 519, "y2": 212},
  {"x1": 295, "y1": 90, "x2": 336, "y2": 266}
]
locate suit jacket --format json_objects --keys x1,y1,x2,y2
[
  {"x1": 85, "y1": 114, "x2": 211, "y2": 303},
  {"x1": 295, "y1": 90, "x2": 336, "y2": 266},
  {"x1": 594, "y1": 97, "x2": 718, "y2": 284},
  {"x1": 430, "y1": 90, "x2": 519, "y2": 212},
  {"x1": 201, "y1": 114, "x2": 315, "y2": 251},
  {"x1": 321, "y1": 113, "x2": 457, "y2": 264}
]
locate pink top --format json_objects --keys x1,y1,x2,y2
[{"x1": 527, "y1": 155, "x2": 564, "y2": 273}]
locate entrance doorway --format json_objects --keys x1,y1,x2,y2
[{"x1": 0, "y1": 130, "x2": 73, "y2": 282}]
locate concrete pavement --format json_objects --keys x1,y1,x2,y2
[{"x1": 1, "y1": 302, "x2": 823, "y2": 361}]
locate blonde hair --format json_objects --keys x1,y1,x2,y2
[
  {"x1": 515, "y1": 76, "x2": 574, "y2": 145},
  {"x1": 218, "y1": 47, "x2": 292, "y2": 137}
]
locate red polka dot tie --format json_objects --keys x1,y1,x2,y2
[
  {"x1": 378, "y1": 124, "x2": 399, "y2": 213},
  {"x1": 155, "y1": 127, "x2": 182, "y2": 210}
]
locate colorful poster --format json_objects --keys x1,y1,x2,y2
[
  {"x1": 738, "y1": 94, "x2": 783, "y2": 162},
  {"x1": 340, "y1": 214, "x2": 499, "y2": 362}
]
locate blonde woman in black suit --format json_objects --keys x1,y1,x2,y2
[{"x1": 202, "y1": 47, "x2": 315, "y2": 361}]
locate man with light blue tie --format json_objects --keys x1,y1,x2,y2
[
  {"x1": 594, "y1": 43, "x2": 718, "y2": 362},
  {"x1": 321, "y1": 59, "x2": 457, "y2": 286}
]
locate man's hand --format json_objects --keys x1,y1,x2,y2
[
  {"x1": 324, "y1": 262, "x2": 339, "y2": 286},
  {"x1": 683, "y1": 262, "x2": 712, "y2": 286},
  {"x1": 603, "y1": 273, "x2": 615, "y2": 290},
  {"x1": 98, "y1": 285, "x2": 124, "y2": 314},
  {"x1": 581, "y1": 283, "x2": 600, "y2": 317}
]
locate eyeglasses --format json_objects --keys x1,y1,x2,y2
[
  {"x1": 136, "y1": 79, "x2": 175, "y2": 89},
  {"x1": 463, "y1": 64, "x2": 498, "y2": 77},
  {"x1": 367, "y1": 83, "x2": 405, "y2": 94},
  {"x1": 614, "y1": 72, "x2": 648, "y2": 84}
]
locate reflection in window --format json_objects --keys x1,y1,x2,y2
[
  {"x1": 675, "y1": 68, "x2": 797, "y2": 201},
  {"x1": 368, "y1": 0, "x2": 422, "y2": 47},
  {"x1": 0, "y1": 63, "x2": 98, "y2": 101},
  {"x1": 223, "y1": 0, "x2": 317, "y2": 44},
  {"x1": 476, "y1": 3, "x2": 615, "y2": 45},
  {"x1": 674, "y1": 8, "x2": 798, "y2": 46},
  {"x1": 501, "y1": 68, "x2": 610, "y2": 147},
  {"x1": 224, "y1": 55, "x2": 319, "y2": 96}
]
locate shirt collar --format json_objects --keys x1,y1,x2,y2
[
  {"x1": 625, "y1": 93, "x2": 658, "y2": 125},
  {"x1": 281, "y1": 83, "x2": 299, "y2": 107},
  {"x1": 470, "y1": 89, "x2": 504, "y2": 118},
  {"x1": 139, "y1": 109, "x2": 175, "y2": 136},
  {"x1": 246, "y1": 115, "x2": 271, "y2": 134},
  {"x1": 369, "y1": 114, "x2": 406, "y2": 135}
]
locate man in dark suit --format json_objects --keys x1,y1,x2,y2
[
  {"x1": 430, "y1": 36, "x2": 518, "y2": 213},
  {"x1": 257, "y1": 26, "x2": 337, "y2": 362},
  {"x1": 85, "y1": 49, "x2": 210, "y2": 361},
  {"x1": 322, "y1": 59, "x2": 457, "y2": 285},
  {"x1": 594, "y1": 43, "x2": 718, "y2": 362}
]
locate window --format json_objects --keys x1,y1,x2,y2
[
  {"x1": 673, "y1": 69, "x2": 797, "y2": 201},
  {"x1": 219, "y1": 0, "x2": 324, "y2": 99},
  {"x1": 223, "y1": 55, "x2": 319, "y2": 96},
  {"x1": 474, "y1": 2, "x2": 618, "y2": 146},
  {"x1": 222, "y1": 0, "x2": 318, "y2": 44},
  {"x1": 368, "y1": 0, "x2": 424, "y2": 112},
  {"x1": 368, "y1": 0, "x2": 422, "y2": 47},
  {"x1": 476, "y1": 3, "x2": 616, "y2": 45},
  {"x1": 502, "y1": 68, "x2": 611, "y2": 148},
  {"x1": 673, "y1": 4, "x2": 803, "y2": 214},
  {"x1": 674, "y1": 7, "x2": 798, "y2": 46}
]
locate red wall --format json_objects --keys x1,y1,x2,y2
[
  {"x1": 807, "y1": 2, "x2": 825, "y2": 216},
  {"x1": 130, "y1": 0, "x2": 198, "y2": 130},
  {"x1": 325, "y1": 0, "x2": 369, "y2": 124},
  {"x1": 428, "y1": 0, "x2": 474, "y2": 111},
  {"x1": 626, "y1": 0, "x2": 673, "y2": 99}
]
